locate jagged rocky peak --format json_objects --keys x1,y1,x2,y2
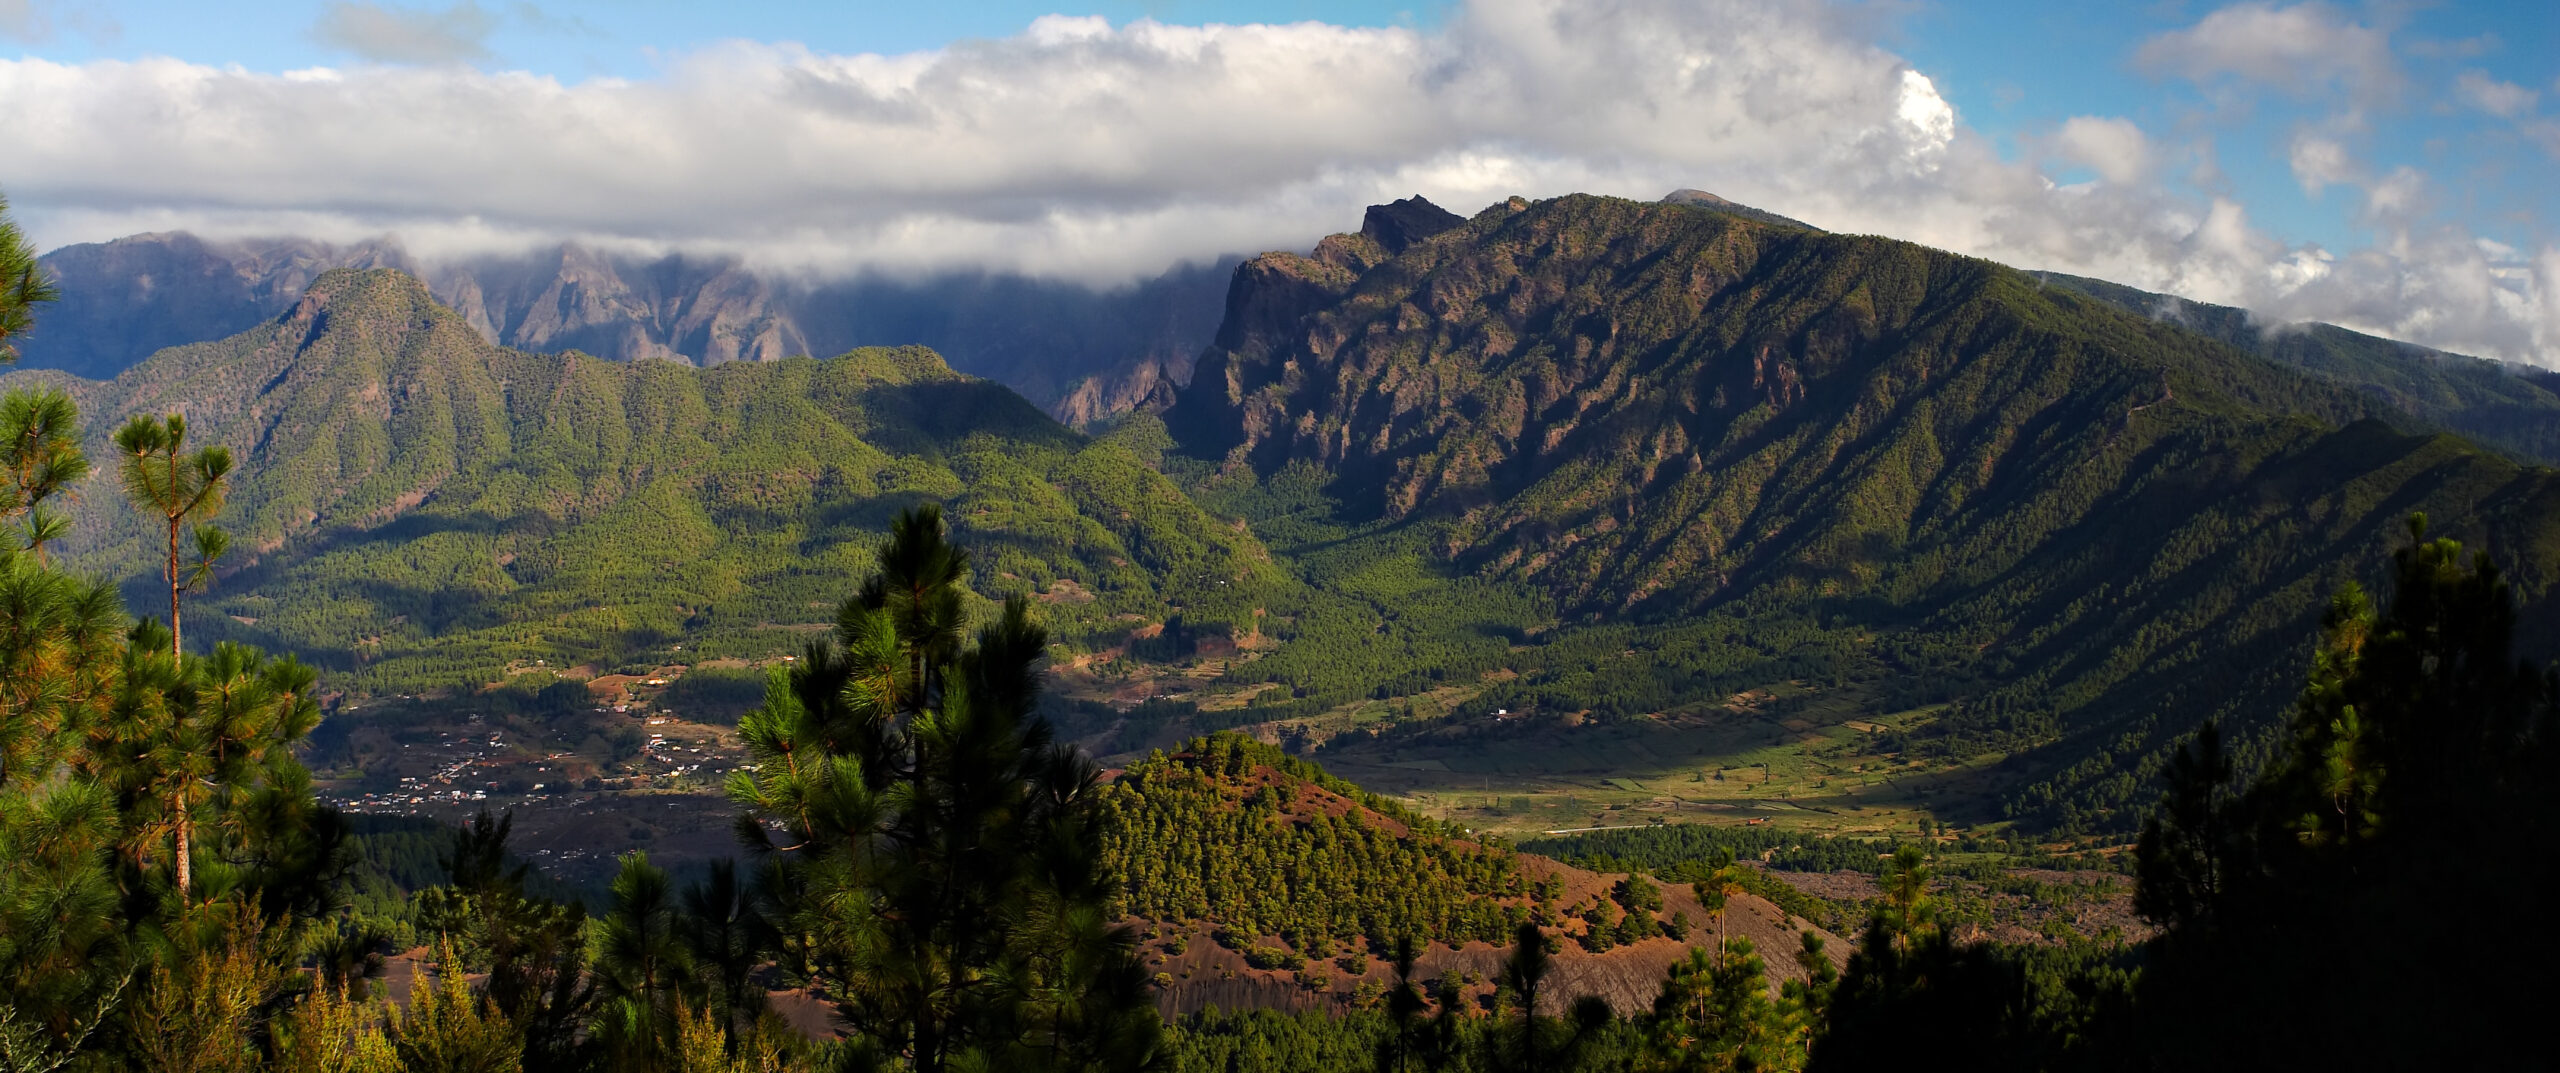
[{"x1": 1359, "y1": 195, "x2": 1467, "y2": 255}]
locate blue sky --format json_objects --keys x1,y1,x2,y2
[
  {"x1": 14, "y1": 1, "x2": 1445, "y2": 73},
  {"x1": 1894, "y1": 0, "x2": 2557, "y2": 254},
  {"x1": 2, "y1": 0, "x2": 2556, "y2": 363}
]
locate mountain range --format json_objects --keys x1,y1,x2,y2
[
  {"x1": 2027, "y1": 269, "x2": 2560, "y2": 465},
  {"x1": 9, "y1": 191, "x2": 2558, "y2": 835},
  {"x1": 1158, "y1": 191, "x2": 2560, "y2": 827},
  {"x1": 22, "y1": 231, "x2": 1235, "y2": 425},
  {"x1": 11, "y1": 267, "x2": 1288, "y2": 691},
  {"x1": 29, "y1": 198, "x2": 2560, "y2": 447}
]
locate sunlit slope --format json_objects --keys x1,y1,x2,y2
[{"x1": 13, "y1": 268, "x2": 1290, "y2": 689}]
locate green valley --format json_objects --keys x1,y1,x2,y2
[
  {"x1": 8, "y1": 1, "x2": 2560, "y2": 1064},
  {"x1": 4, "y1": 268, "x2": 1292, "y2": 694},
  {"x1": 19, "y1": 195, "x2": 2557, "y2": 847},
  {"x1": 2, "y1": 193, "x2": 2554, "y2": 1066}
]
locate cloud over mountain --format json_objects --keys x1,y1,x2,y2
[{"x1": 0, "y1": 0, "x2": 2550, "y2": 366}]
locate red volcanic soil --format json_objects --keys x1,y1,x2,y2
[{"x1": 1139, "y1": 852, "x2": 1846, "y2": 1019}]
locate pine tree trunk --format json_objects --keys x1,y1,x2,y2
[
  {"x1": 167, "y1": 515, "x2": 181, "y2": 664},
  {"x1": 174, "y1": 793, "x2": 192, "y2": 897}
]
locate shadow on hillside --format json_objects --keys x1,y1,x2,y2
[{"x1": 857, "y1": 380, "x2": 1080, "y2": 456}]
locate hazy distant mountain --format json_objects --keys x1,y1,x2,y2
[
  {"x1": 21, "y1": 232, "x2": 1237, "y2": 425},
  {"x1": 20, "y1": 231, "x2": 422, "y2": 380},
  {"x1": 2027, "y1": 269, "x2": 2560, "y2": 466}
]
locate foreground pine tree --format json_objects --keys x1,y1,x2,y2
[
  {"x1": 0, "y1": 195, "x2": 364, "y2": 1069},
  {"x1": 2127, "y1": 515, "x2": 2560, "y2": 1070},
  {"x1": 728, "y1": 505, "x2": 1163, "y2": 1073}
]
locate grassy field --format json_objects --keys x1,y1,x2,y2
[
  {"x1": 313, "y1": 608, "x2": 2028, "y2": 888},
  {"x1": 1041, "y1": 620, "x2": 2023, "y2": 842},
  {"x1": 1298, "y1": 679, "x2": 2018, "y2": 841}
]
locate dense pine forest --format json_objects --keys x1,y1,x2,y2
[
  {"x1": 3, "y1": 183, "x2": 2557, "y2": 1072},
  {"x1": 1098, "y1": 737, "x2": 1530, "y2": 952}
]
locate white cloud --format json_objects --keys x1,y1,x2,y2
[
  {"x1": 2361, "y1": 166, "x2": 2426, "y2": 230},
  {"x1": 2053, "y1": 116, "x2": 2154, "y2": 185},
  {"x1": 2287, "y1": 131, "x2": 2356, "y2": 195},
  {"x1": 1896, "y1": 70, "x2": 1957, "y2": 169},
  {"x1": 2454, "y1": 70, "x2": 2537, "y2": 119},
  {"x1": 0, "y1": 1, "x2": 1944, "y2": 281},
  {"x1": 2133, "y1": 2, "x2": 2400, "y2": 105},
  {"x1": 0, "y1": 0, "x2": 2549, "y2": 368},
  {"x1": 312, "y1": 1, "x2": 498, "y2": 65}
]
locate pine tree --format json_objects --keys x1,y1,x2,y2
[
  {"x1": 1689, "y1": 848, "x2": 1744, "y2": 967},
  {"x1": 0, "y1": 537, "x2": 119, "y2": 789},
  {"x1": 727, "y1": 504, "x2": 1161, "y2": 1073},
  {"x1": 597, "y1": 852, "x2": 696, "y2": 1073},
  {"x1": 1648, "y1": 936, "x2": 1791, "y2": 1072},
  {"x1": 1875, "y1": 846, "x2": 1933, "y2": 961},
  {"x1": 1380, "y1": 936, "x2": 1427, "y2": 1073},
  {"x1": 86, "y1": 629, "x2": 317, "y2": 901},
  {"x1": 0, "y1": 388, "x2": 87, "y2": 563},
  {"x1": 2127, "y1": 514, "x2": 2560, "y2": 1069},
  {"x1": 111, "y1": 414, "x2": 230, "y2": 665},
  {"x1": 679, "y1": 859, "x2": 775, "y2": 1036},
  {"x1": 0, "y1": 774, "x2": 123, "y2": 1053},
  {"x1": 417, "y1": 811, "x2": 596, "y2": 1071},
  {"x1": 0, "y1": 192, "x2": 56, "y2": 363},
  {"x1": 1500, "y1": 920, "x2": 1551, "y2": 1073},
  {"x1": 1776, "y1": 931, "x2": 1833, "y2": 1058},
  {"x1": 2133, "y1": 720, "x2": 2233, "y2": 930}
]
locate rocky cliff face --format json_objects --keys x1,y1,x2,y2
[
  {"x1": 1160, "y1": 191, "x2": 2560, "y2": 824},
  {"x1": 18, "y1": 232, "x2": 418, "y2": 379},
  {"x1": 428, "y1": 245, "x2": 808, "y2": 366},
  {"x1": 25, "y1": 234, "x2": 1237, "y2": 424}
]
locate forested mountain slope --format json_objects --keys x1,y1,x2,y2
[
  {"x1": 6, "y1": 268, "x2": 1286, "y2": 690},
  {"x1": 2027, "y1": 269, "x2": 2560, "y2": 466},
  {"x1": 1164, "y1": 193, "x2": 2560, "y2": 827}
]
